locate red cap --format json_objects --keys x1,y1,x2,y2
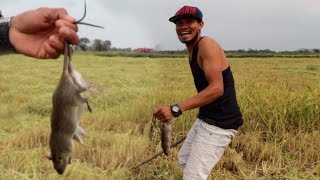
[{"x1": 169, "y1": 6, "x2": 203, "y2": 23}]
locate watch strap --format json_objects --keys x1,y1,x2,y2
[{"x1": 0, "y1": 17, "x2": 15, "y2": 51}]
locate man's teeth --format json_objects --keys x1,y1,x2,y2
[{"x1": 181, "y1": 32, "x2": 189, "y2": 35}]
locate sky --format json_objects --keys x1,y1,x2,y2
[{"x1": 2, "y1": 0, "x2": 320, "y2": 51}]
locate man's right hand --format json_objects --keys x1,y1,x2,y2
[{"x1": 9, "y1": 8, "x2": 79, "y2": 59}]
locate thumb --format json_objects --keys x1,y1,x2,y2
[{"x1": 153, "y1": 107, "x2": 159, "y2": 115}]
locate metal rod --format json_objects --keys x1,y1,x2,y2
[{"x1": 132, "y1": 136, "x2": 186, "y2": 169}]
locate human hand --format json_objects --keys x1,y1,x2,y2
[
  {"x1": 153, "y1": 105, "x2": 173, "y2": 122},
  {"x1": 9, "y1": 8, "x2": 79, "y2": 59}
]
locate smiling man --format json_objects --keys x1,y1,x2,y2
[{"x1": 153, "y1": 6, "x2": 243, "y2": 179}]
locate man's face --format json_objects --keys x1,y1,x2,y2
[{"x1": 175, "y1": 18, "x2": 203, "y2": 44}]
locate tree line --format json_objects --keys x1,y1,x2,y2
[
  {"x1": 77, "y1": 37, "x2": 320, "y2": 58},
  {"x1": 77, "y1": 38, "x2": 112, "y2": 51}
]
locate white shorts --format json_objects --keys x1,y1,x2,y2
[{"x1": 178, "y1": 118, "x2": 237, "y2": 180}]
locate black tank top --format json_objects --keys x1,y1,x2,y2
[{"x1": 189, "y1": 37, "x2": 243, "y2": 130}]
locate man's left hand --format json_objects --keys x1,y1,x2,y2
[{"x1": 153, "y1": 105, "x2": 173, "y2": 122}]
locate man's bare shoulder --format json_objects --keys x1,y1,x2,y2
[{"x1": 198, "y1": 36, "x2": 224, "y2": 55}]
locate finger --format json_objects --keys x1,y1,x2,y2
[
  {"x1": 160, "y1": 117, "x2": 168, "y2": 122},
  {"x1": 56, "y1": 20, "x2": 78, "y2": 32},
  {"x1": 153, "y1": 108, "x2": 160, "y2": 115},
  {"x1": 43, "y1": 8, "x2": 76, "y2": 23},
  {"x1": 153, "y1": 111, "x2": 162, "y2": 119},
  {"x1": 165, "y1": 115, "x2": 173, "y2": 122},
  {"x1": 59, "y1": 26, "x2": 79, "y2": 45},
  {"x1": 42, "y1": 42, "x2": 60, "y2": 59},
  {"x1": 154, "y1": 110, "x2": 164, "y2": 118},
  {"x1": 49, "y1": 34, "x2": 64, "y2": 54},
  {"x1": 158, "y1": 115, "x2": 167, "y2": 122}
]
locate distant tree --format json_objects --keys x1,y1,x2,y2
[
  {"x1": 296, "y1": 48, "x2": 310, "y2": 54},
  {"x1": 91, "y1": 39, "x2": 112, "y2": 51},
  {"x1": 236, "y1": 49, "x2": 246, "y2": 54},
  {"x1": 78, "y1": 37, "x2": 91, "y2": 51},
  {"x1": 102, "y1": 40, "x2": 112, "y2": 51},
  {"x1": 312, "y1": 49, "x2": 320, "y2": 53},
  {"x1": 125, "y1": 48, "x2": 132, "y2": 51},
  {"x1": 260, "y1": 49, "x2": 274, "y2": 53},
  {"x1": 92, "y1": 39, "x2": 104, "y2": 51}
]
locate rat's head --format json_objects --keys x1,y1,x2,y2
[{"x1": 48, "y1": 151, "x2": 73, "y2": 175}]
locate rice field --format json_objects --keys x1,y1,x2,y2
[{"x1": 0, "y1": 54, "x2": 319, "y2": 179}]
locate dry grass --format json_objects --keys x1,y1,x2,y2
[{"x1": 0, "y1": 54, "x2": 319, "y2": 179}]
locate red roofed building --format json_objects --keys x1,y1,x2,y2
[{"x1": 135, "y1": 48, "x2": 155, "y2": 53}]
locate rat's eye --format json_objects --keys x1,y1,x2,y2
[{"x1": 58, "y1": 156, "x2": 62, "y2": 161}]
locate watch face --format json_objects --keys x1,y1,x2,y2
[{"x1": 172, "y1": 106, "x2": 179, "y2": 112}]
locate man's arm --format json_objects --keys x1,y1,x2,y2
[
  {"x1": 178, "y1": 37, "x2": 225, "y2": 111},
  {"x1": 153, "y1": 37, "x2": 226, "y2": 122}
]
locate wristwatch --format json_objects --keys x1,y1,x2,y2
[
  {"x1": 0, "y1": 12, "x2": 14, "y2": 51},
  {"x1": 170, "y1": 104, "x2": 182, "y2": 117}
]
